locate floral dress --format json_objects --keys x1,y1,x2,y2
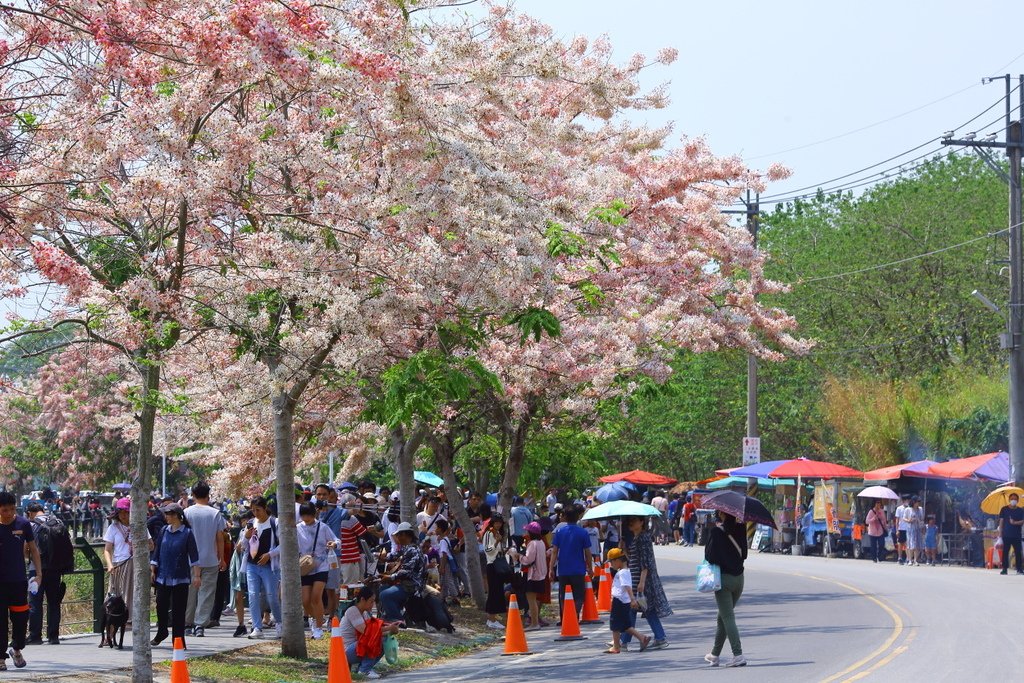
[{"x1": 629, "y1": 530, "x2": 674, "y2": 618}]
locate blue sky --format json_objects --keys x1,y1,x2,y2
[{"x1": 498, "y1": 0, "x2": 1024, "y2": 205}]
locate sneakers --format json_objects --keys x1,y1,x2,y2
[
  {"x1": 25, "y1": 638, "x2": 43, "y2": 646},
  {"x1": 233, "y1": 624, "x2": 248, "y2": 638},
  {"x1": 704, "y1": 653, "x2": 720, "y2": 667},
  {"x1": 275, "y1": 624, "x2": 283, "y2": 639},
  {"x1": 192, "y1": 626, "x2": 205, "y2": 637},
  {"x1": 364, "y1": 672, "x2": 381, "y2": 680},
  {"x1": 47, "y1": 638, "x2": 60, "y2": 645},
  {"x1": 7, "y1": 647, "x2": 26, "y2": 669},
  {"x1": 726, "y1": 655, "x2": 747, "y2": 667},
  {"x1": 1001, "y1": 569, "x2": 1008, "y2": 575},
  {"x1": 485, "y1": 620, "x2": 504, "y2": 630},
  {"x1": 248, "y1": 628, "x2": 264, "y2": 640},
  {"x1": 648, "y1": 639, "x2": 669, "y2": 650},
  {"x1": 311, "y1": 626, "x2": 324, "y2": 640}
]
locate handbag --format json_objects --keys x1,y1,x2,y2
[
  {"x1": 695, "y1": 561, "x2": 721, "y2": 593},
  {"x1": 492, "y1": 553, "x2": 512, "y2": 575},
  {"x1": 696, "y1": 529, "x2": 742, "y2": 594},
  {"x1": 299, "y1": 522, "x2": 321, "y2": 577}
]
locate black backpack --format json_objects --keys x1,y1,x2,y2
[{"x1": 33, "y1": 515, "x2": 75, "y2": 574}]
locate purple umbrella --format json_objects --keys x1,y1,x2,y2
[{"x1": 700, "y1": 489, "x2": 777, "y2": 529}]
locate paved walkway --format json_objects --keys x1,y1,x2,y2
[{"x1": 4, "y1": 624, "x2": 255, "y2": 681}]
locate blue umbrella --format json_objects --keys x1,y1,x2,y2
[
  {"x1": 112, "y1": 482, "x2": 132, "y2": 491},
  {"x1": 413, "y1": 471, "x2": 444, "y2": 487},
  {"x1": 582, "y1": 500, "x2": 661, "y2": 520},
  {"x1": 727, "y1": 459, "x2": 796, "y2": 479},
  {"x1": 594, "y1": 482, "x2": 632, "y2": 502}
]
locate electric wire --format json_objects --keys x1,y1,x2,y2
[{"x1": 758, "y1": 90, "x2": 1018, "y2": 202}]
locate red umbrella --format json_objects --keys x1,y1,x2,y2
[
  {"x1": 768, "y1": 458, "x2": 862, "y2": 479},
  {"x1": 599, "y1": 469, "x2": 678, "y2": 486}
]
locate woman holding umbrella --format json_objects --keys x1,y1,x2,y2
[
  {"x1": 697, "y1": 489, "x2": 774, "y2": 668},
  {"x1": 620, "y1": 516, "x2": 673, "y2": 650},
  {"x1": 703, "y1": 510, "x2": 747, "y2": 668},
  {"x1": 865, "y1": 500, "x2": 889, "y2": 563}
]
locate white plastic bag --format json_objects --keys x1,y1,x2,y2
[{"x1": 695, "y1": 561, "x2": 721, "y2": 593}]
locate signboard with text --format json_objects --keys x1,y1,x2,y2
[{"x1": 742, "y1": 437, "x2": 761, "y2": 466}]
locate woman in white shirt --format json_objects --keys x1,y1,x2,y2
[
  {"x1": 297, "y1": 503, "x2": 339, "y2": 640},
  {"x1": 102, "y1": 498, "x2": 152, "y2": 620}
]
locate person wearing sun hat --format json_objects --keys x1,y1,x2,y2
[{"x1": 377, "y1": 522, "x2": 426, "y2": 621}]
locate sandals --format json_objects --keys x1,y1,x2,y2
[
  {"x1": 604, "y1": 648, "x2": 621, "y2": 654},
  {"x1": 639, "y1": 635, "x2": 652, "y2": 652}
]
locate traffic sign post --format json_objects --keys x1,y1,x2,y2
[{"x1": 742, "y1": 437, "x2": 761, "y2": 466}]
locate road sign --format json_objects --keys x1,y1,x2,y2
[{"x1": 742, "y1": 437, "x2": 761, "y2": 466}]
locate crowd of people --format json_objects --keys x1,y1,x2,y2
[{"x1": 0, "y1": 481, "x2": 750, "y2": 674}]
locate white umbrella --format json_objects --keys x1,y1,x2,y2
[{"x1": 857, "y1": 485, "x2": 899, "y2": 500}]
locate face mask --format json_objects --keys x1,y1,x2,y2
[{"x1": 1011, "y1": 500, "x2": 1019, "y2": 507}]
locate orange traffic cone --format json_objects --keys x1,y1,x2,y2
[
  {"x1": 554, "y1": 587, "x2": 587, "y2": 641},
  {"x1": 580, "y1": 584, "x2": 603, "y2": 625},
  {"x1": 170, "y1": 637, "x2": 190, "y2": 683},
  {"x1": 327, "y1": 616, "x2": 353, "y2": 683},
  {"x1": 501, "y1": 594, "x2": 532, "y2": 655},
  {"x1": 596, "y1": 571, "x2": 612, "y2": 613}
]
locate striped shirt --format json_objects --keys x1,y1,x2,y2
[{"x1": 339, "y1": 516, "x2": 367, "y2": 564}]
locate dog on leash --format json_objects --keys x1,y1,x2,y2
[{"x1": 99, "y1": 592, "x2": 128, "y2": 650}]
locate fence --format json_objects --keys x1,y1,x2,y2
[{"x1": 59, "y1": 538, "x2": 106, "y2": 634}]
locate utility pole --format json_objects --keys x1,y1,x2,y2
[
  {"x1": 746, "y1": 191, "x2": 760, "y2": 443},
  {"x1": 943, "y1": 74, "x2": 1024, "y2": 485}
]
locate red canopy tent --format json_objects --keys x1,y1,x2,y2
[
  {"x1": 599, "y1": 469, "x2": 678, "y2": 486},
  {"x1": 862, "y1": 461, "x2": 936, "y2": 481}
]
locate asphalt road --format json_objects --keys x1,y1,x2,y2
[{"x1": 387, "y1": 544, "x2": 1013, "y2": 682}]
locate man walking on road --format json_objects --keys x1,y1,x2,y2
[
  {"x1": 0, "y1": 491, "x2": 42, "y2": 671},
  {"x1": 25, "y1": 503, "x2": 73, "y2": 645},
  {"x1": 549, "y1": 505, "x2": 592, "y2": 621},
  {"x1": 998, "y1": 492, "x2": 1024, "y2": 575},
  {"x1": 184, "y1": 482, "x2": 226, "y2": 637}
]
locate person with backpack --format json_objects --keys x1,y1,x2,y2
[{"x1": 25, "y1": 502, "x2": 74, "y2": 645}]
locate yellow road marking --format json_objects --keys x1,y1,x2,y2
[
  {"x1": 843, "y1": 629, "x2": 916, "y2": 682},
  {"x1": 804, "y1": 575, "x2": 905, "y2": 683}
]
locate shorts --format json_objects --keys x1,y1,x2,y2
[
  {"x1": 526, "y1": 579, "x2": 546, "y2": 595},
  {"x1": 326, "y1": 566, "x2": 341, "y2": 591},
  {"x1": 301, "y1": 571, "x2": 328, "y2": 587},
  {"x1": 340, "y1": 562, "x2": 363, "y2": 586},
  {"x1": 897, "y1": 530, "x2": 907, "y2": 545},
  {"x1": 609, "y1": 598, "x2": 632, "y2": 632}
]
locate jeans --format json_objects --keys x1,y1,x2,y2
[
  {"x1": 1002, "y1": 536, "x2": 1023, "y2": 572},
  {"x1": 683, "y1": 520, "x2": 697, "y2": 545},
  {"x1": 155, "y1": 582, "x2": 189, "y2": 643},
  {"x1": 246, "y1": 564, "x2": 281, "y2": 627},
  {"x1": 870, "y1": 534, "x2": 886, "y2": 562},
  {"x1": 0, "y1": 580, "x2": 29, "y2": 658},
  {"x1": 556, "y1": 574, "x2": 586, "y2": 621},
  {"x1": 345, "y1": 640, "x2": 382, "y2": 674},
  {"x1": 186, "y1": 565, "x2": 220, "y2": 628},
  {"x1": 28, "y1": 573, "x2": 63, "y2": 641},
  {"x1": 620, "y1": 606, "x2": 667, "y2": 644},
  {"x1": 712, "y1": 572, "x2": 744, "y2": 657},
  {"x1": 379, "y1": 585, "x2": 411, "y2": 621}
]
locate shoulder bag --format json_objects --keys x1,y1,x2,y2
[{"x1": 299, "y1": 522, "x2": 321, "y2": 576}]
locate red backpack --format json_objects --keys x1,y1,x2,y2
[{"x1": 355, "y1": 616, "x2": 384, "y2": 660}]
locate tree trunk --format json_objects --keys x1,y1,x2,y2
[
  {"x1": 130, "y1": 357, "x2": 160, "y2": 683},
  {"x1": 432, "y1": 435, "x2": 486, "y2": 608},
  {"x1": 498, "y1": 404, "x2": 534, "y2": 516},
  {"x1": 390, "y1": 426, "x2": 420, "y2": 525},
  {"x1": 270, "y1": 378, "x2": 307, "y2": 658}
]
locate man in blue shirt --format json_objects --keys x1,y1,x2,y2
[
  {"x1": 549, "y1": 506, "x2": 592, "y2": 622},
  {"x1": 0, "y1": 491, "x2": 42, "y2": 670},
  {"x1": 509, "y1": 497, "x2": 534, "y2": 552}
]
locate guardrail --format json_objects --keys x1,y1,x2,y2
[{"x1": 60, "y1": 538, "x2": 106, "y2": 634}]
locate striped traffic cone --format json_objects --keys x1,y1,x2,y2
[
  {"x1": 501, "y1": 595, "x2": 532, "y2": 655},
  {"x1": 327, "y1": 616, "x2": 352, "y2": 683},
  {"x1": 596, "y1": 571, "x2": 612, "y2": 613},
  {"x1": 554, "y1": 587, "x2": 587, "y2": 641},
  {"x1": 170, "y1": 637, "x2": 190, "y2": 683}
]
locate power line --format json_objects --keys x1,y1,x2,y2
[
  {"x1": 758, "y1": 90, "x2": 1018, "y2": 202},
  {"x1": 794, "y1": 227, "x2": 1011, "y2": 285}
]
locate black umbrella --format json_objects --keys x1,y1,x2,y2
[{"x1": 700, "y1": 490, "x2": 777, "y2": 529}]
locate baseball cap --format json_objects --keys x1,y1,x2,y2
[
  {"x1": 115, "y1": 498, "x2": 131, "y2": 510},
  {"x1": 608, "y1": 547, "x2": 627, "y2": 561}
]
